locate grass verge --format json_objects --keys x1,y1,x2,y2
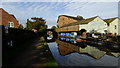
[{"x1": 42, "y1": 42, "x2": 58, "y2": 67}]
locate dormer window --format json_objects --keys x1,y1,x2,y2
[{"x1": 8, "y1": 22, "x2": 14, "y2": 27}]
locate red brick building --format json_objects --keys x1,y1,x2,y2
[
  {"x1": 56, "y1": 15, "x2": 84, "y2": 32},
  {"x1": 57, "y1": 15, "x2": 84, "y2": 28},
  {"x1": 0, "y1": 8, "x2": 19, "y2": 28}
]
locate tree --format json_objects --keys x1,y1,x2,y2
[
  {"x1": 51, "y1": 26, "x2": 56, "y2": 29},
  {"x1": 39, "y1": 25, "x2": 47, "y2": 32},
  {"x1": 18, "y1": 24, "x2": 24, "y2": 29},
  {"x1": 26, "y1": 17, "x2": 46, "y2": 32}
]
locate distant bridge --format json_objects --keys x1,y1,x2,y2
[{"x1": 46, "y1": 29, "x2": 58, "y2": 42}]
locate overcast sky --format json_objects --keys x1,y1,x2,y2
[{"x1": 0, "y1": 0, "x2": 119, "y2": 28}]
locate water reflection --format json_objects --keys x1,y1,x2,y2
[
  {"x1": 47, "y1": 38, "x2": 120, "y2": 66},
  {"x1": 56, "y1": 39, "x2": 120, "y2": 59}
]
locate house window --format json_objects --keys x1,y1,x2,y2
[
  {"x1": 8, "y1": 22, "x2": 14, "y2": 27},
  {"x1": 115, "y1": 25, "x2": 117, "y2": 29}
]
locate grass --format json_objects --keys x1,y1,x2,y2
[
  {"x1": 46, "y1": 50, "x2": 58, "y2": 66},
  {"x1": 42, "y1": 43, "x2": 58, "y2": 67},
  {"x1": 46, "y1": 56, "x2": 58, "y2": 66}
]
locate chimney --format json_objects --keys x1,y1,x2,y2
[{"x1": 77, "y1": 15, "x2": 84, "y2": 20}]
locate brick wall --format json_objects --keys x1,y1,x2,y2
[
  {"x1": 55, "y1": 25, "x2": 79, "y2": 32},
  {"x1": 67, "y1": 25, "x2": 79, "y2": 31},
  {"x1": 0, "y1": 8, "x2": 19, "y2": 28},
  {"x1": 58, "y1": 16, "x2": 78, "y2": 28}
]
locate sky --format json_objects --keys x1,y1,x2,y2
[{"x1": 0, "y1": 0, "x2": 119, "y2": 28}]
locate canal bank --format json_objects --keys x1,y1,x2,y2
[{"x1": 3, "y1": 37, "x2": 58, "y2": 68}]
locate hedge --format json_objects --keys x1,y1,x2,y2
[{"x1": 2, "y1": 26, "x2": 37, "y2": 52}]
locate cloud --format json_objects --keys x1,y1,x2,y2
[
  {"x1": 0, "y1": 0, "x2": 2, "y2": 8},
  {"x1": 46, "y1": 19, "x2": 57, "y2": 28},
  {"x1": 2, "y1": 2, "x2": 64, "y2": 28},
  {"x1": 64, "y1": 2, "x2": 118, "y2": 18},
  {"x1": 2, "y1": 0, "x2": 120, "y2": 2},
  {"x1": 2, "y1": 2, "x2": 118, "y2": 28}
]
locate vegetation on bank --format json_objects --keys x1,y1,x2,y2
[
  {"x1": 40, "y1": 42, "x2": 58, "y2": 67},
  {"x1": 3, "y1": 27, "x2": 37, "y2": 66},
  {"x1": 26, "y1": 17, "x2": 47, "y2": 33},
  {"x1": 3, "y1": 36, "x2": 58, "y2": 67},
  {"x1": 3, "y1": 16, "x2": 58, "y2": 67},
  {"x1": 39, "y1": 36, "x2": 58, "y2": 67}
]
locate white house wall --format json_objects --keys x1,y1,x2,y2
[
  {"x1": 79, "y1": 24, "x2": 87, "y2": 31},
  {"x1": 79, "y1": 17, "x2": 107, "y2": 33},
  {"x1": 108, "y1": 18, "x2": 119, "y2": 35},
  {"x1": 89, "y1": 17, "x2": 107, "y2": 33},
  {"x1": 118, "y1": 19, "x2": 120, "y2": 35}
]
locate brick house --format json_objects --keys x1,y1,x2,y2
[
  {"x1": 0, "y1": 8, "x2": 19, "y2": 28},
  {"x1": 57, "y1": 15, "x2": 84, "y2": 28},
  {"x1": 56, "y1": 15, "x2": 107, "y2": 33},
  {"x1": 56, "y1": 15, "x2": 114, "y2": 34}
]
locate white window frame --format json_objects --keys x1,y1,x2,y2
[{"x1": 8, "y1": 22, "x2": 14, "y2": 27}]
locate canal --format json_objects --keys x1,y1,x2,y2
[{"x1": 47, "y1": 39, "x2": 120, "y2": 66}]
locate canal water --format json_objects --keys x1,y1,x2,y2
[{"x1": 47, "y1": 39, "x2": 120, "y2": 66}]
